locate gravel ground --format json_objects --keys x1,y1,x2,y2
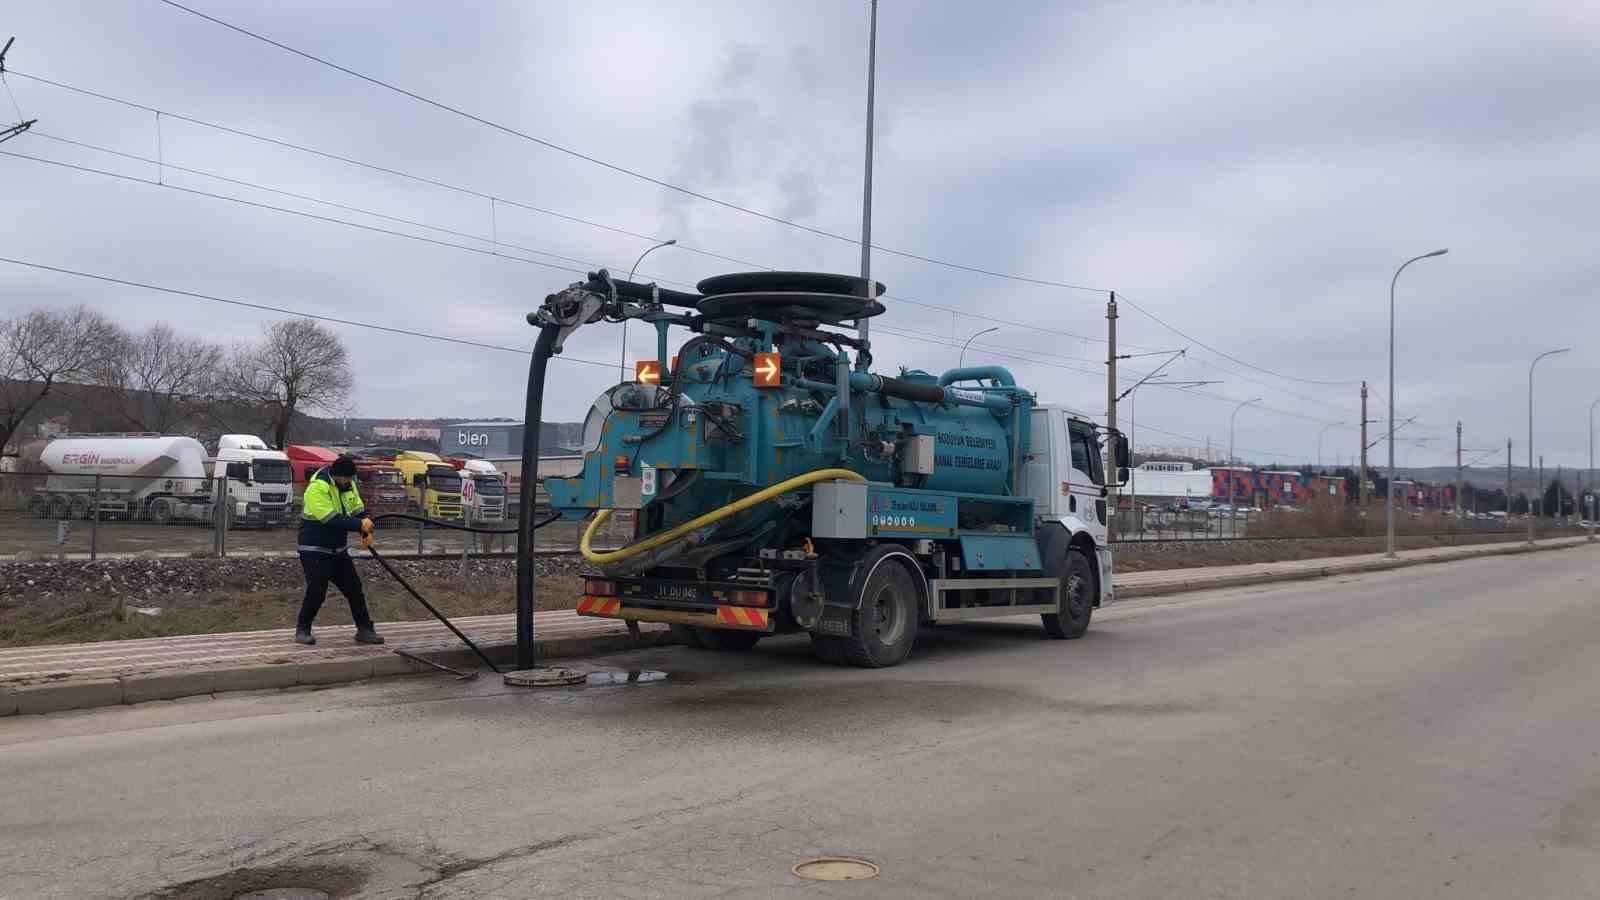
[{"x1": 0, "y1": 555, "x2": 588, "y2": 647}]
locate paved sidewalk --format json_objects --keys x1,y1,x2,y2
[{"x1": 1, "y1": 535, "x2": 1590, "y2": 717}]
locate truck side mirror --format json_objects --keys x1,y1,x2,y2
[{"x1": 1114, "y1": 433, "x2": 1131, "y2": 469}]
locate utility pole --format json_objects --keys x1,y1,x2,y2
[
  {"x1": 1105, "y1": 291, "x2": 1118, "y2": 541},
  {"x1": 855, "y1": 0, "x2": 878, "y2": 359},
  {"x1": 1506, "y1": 438, "x2": 1513, "y2": 530},
  {"x1": 1538, "y1": 455, "x2": 1545, "y2": 527},
  {"x1": 1359, "y1": 381, "x2": 1369, "y2": 516},
  {"x1": 1455, "y1": 421, "x2": 1463, "y2": 516}
]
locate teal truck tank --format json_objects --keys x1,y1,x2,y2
[{"x1": 529, "y1": 270, "x2": 1126, "y2": 668}]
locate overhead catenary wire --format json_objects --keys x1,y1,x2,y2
[
  {"x1": 0, "y1": 255, "x2": 620, "y2": 368},
  {"x1": 154, "y1": 1, "x2": 1116, "y2": 296},
  {"x1": 6, "y1": 137, "x2": 1353, "y2": 436}
]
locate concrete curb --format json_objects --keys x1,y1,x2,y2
[
  {"x1": 1115, "y1": 536, "x2": 1582, "y2": 601},
  {"x1": 1, "y1": 628, "x2": 673, "y2": 718}
]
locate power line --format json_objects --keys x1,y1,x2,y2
[
  {"x1": 15, "y1": 60, "x2": 1364, "y2": 390},
  {"x1": 13, "y1": 70, "x2": 1125, "y2": 348},
  {"x1": 0, "y1": 255, "x2": 626, "y2": 369},
  {"x1": 1116, "y1": 291, "x2": 1360, "y2": 387},
  {"x1": 4, "y1": 136, "x2": 1348, "y2": 435},
  {"x1": 155, "y1": 1, "x2": 1114, "y2": 295}
]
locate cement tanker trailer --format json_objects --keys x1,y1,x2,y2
[
  {"x1": 31, "y1": 435, "x2": 217, "y2": 524},
  {"x1": 519, "y1": 270, "x2": 1128, "y2": 668}
]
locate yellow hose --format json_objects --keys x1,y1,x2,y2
[{"x1": 580, "y1": 468, "x2": 867, "y2": 564}]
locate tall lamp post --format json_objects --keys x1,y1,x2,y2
[
  {"x1": 1229, "y1": 397, "x2": 1263, "y2": 538},
  {"x1": 1386, "y1": 248, "x2": 1448, "y2": 558},
  {"x1": 1589, "y1": 396, "x2": 1600, "y2": 541},
  {"x1": 959, "y1": 326, "x2": 999, "y2": 368},
  {"x1": 618, "y1": 239, "x2": 677, "y2": 381},
  {"x1": 1527, "y1": 347, "x2": 1571, "y2": 543}
]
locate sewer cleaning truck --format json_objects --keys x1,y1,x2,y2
[{"x1": 519, "y1": 270, "x2": 1127, "y2": 668}]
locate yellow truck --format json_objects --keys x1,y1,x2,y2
[{"x1": 393, "y1": 450, "x2": 464, "y2": 520}]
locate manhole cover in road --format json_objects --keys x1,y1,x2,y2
[
  {"x1": 234, "y1": 890, "x2": 330, "y2": 900},
  {"x1": 502, "y1": 667, "x2": 587, "y2": 687},
  {"x1": 792, "y1": 857, "x2": 880, "y2": 881}
]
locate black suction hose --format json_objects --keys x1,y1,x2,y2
[
  {"x1": 517, "y1": 323, "x2": 562, "y2": 669},
  {"x1": 362, "y1": 543, "x2": 502, "y2": 674},
  {"x1": 370, "y1": 511, "x2": 561, "y2": 535}
]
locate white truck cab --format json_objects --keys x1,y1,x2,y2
[
  {"x1": 458, "y1": 458, "x2": 507, "y2": 523},
  {"x1": 1025, "y1": 405, "x2": 1118, "y2": 606},
  {"x1": 213, "y1": 434, "x2": 294, "y2": 527}
]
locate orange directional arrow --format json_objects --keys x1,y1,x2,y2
[
  {"x1": 635, "y1": 360, "x2": 661, "y2": 385},
  {"x1": 752, "y1": 351, "x2": 781, "y2": 388}
]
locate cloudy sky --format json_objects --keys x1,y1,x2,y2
[{"x1": 3, "y1": 1, "x2": 1598, "y2": 472}]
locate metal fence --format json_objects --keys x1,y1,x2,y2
[
  {"x1": 1113, "y1": 501, "x2": 1569, "y2": 542},
  {"x1": 0, "y1": 472, "x2": 633, "y2": 560}
]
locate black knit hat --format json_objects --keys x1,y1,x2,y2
[{"x1": 330, "y1": 454, "x2": 358, "y2": 477}]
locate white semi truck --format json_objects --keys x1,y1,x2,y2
[
  {"x1": 211, "y1": 434, "x2": 294, "y2": 527},
  {"x1": 29, "y1": 433, "x2": 294, "y2": 527},
  {"x1": 458, "y1": 458, "x2": 507, "y2": 523},
  {"x1": 30, "y1": 435, "x2": 217, "y2": 523}
]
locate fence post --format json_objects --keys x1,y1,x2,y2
[
  {"x1": 89, "y1": 473, "x2": 101, "y2": 560},
  {"x1": 417, "y1": 515, "x2": 424, "y2": 556}
]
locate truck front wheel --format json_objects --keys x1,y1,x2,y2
[
  {"x1": 1042, "y1": 548, "x2": 1095, "y2": 640},
  {"x1": 813, "y1": 554, "x2": 920, "y2": 668}
]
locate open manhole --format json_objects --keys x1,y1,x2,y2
[
  {"x1": 502, "y1": 667, "x2": 587, "y2": 687},
  {"x1": 792, "y1": 857, "x2": 880, "y2": 882}
]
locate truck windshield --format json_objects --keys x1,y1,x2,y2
[
  {"x1": 477, "y1": 479, "x2": 505, "y2": 496},
  {"x1": 366, "y1": 471, "x2": 402, "y2": 485},
  {"x1": 427, "y1": 467, "x2": 461, "y2": 492},
  {"x1": 253, "y1": 460, "x2": 292, "y2": 484}
]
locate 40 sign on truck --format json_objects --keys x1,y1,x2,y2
[{"x1": 522, "y1": 270, "x2": 1129, "y2": 668}]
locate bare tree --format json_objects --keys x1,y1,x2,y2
[
  {"x1": 0, "y1": 306, "x2": 119, "y2": 452},
  {"x1": 226, "y1": 319, "x2": 353, "y2": 449},
  {"x1": 96, "y1": 323, "x2": 226, "y2": 434}
]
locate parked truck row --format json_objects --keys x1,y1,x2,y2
[{"x1": 22, "y1": 435, "x2": 511, "y2": 527}]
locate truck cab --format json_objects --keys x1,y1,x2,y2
[
  {"x1": 393, "y1": 450, "x2": 464, "y2": 520},
  {"x1": 352, "y1": 458, "x2": 409, "y2": 522},
  {"x1": 213, "y1": 434, "x2": 293, "y2": 527},
  {"x1": 1024, "y1": 404, "x2": 1116, "y2": 605},
  {"x1": 457, "y1": 458, "x2": 507, "y2": 523}
]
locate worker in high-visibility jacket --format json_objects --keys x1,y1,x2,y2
[{"x1": 295, "y1": 454, "x2": 383, "y2": 645}]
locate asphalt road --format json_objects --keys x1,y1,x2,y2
[{"x1": 3, "y1": 547, "x2": 1599, "y2": 898}]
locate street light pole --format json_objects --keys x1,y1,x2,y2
[
  {"x1": 1318, "y1": 421, "x2": 1345, "y2": 470},
  {"x1": 1589, "y1": 396, "x2": 1600, "y2": 541},
  {"x1": 1527, "y1": 347, "x2": 1570, "y2": 544},
  {"x1": 618, "y1": 239, "x2": 677, "y2": 381},
  {"x1": 958, "y1": 326, "x2": 999, "y2": 368},
  {"x1": 1387, "y1": 247, "x2": 1448, "y2": 558},
  {"x1": 1229, "y1": 397, "x2": 1262, "y2": 538}
]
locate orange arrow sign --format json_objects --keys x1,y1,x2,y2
[
  {"x1": 635, "y1": 360, "x2": 661, "y2": 385},
  {"x1": 752, "y1": 351, "x2": 781, "y2": 388}
]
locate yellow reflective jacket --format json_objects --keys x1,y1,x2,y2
[{"x1": 297, "y1": 468, "x2": 366, "y2": 553}]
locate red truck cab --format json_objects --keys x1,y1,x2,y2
[{"x1": 352, "y1": 458, "x2": 409, "y2": 522}]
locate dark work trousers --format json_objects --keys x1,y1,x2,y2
[{"x1": 298, "y1": 551, "x2": 374, "y2": 630}]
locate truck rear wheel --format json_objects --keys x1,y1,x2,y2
[
  {"x1": 148, "y1": 498, "x2": 172, "y2": 525},
  {"x1": 813, "y1": 554, "x2": 920, "y2": 668},
  {"x1": 68, "y1": 496, "x2": 91, "y2": 520},
  {"x1": 27, "y1": 496, "x2": 48, "y2": 519},
  {"x1": 668, "y1": 624, "x2": 704, "y2": 649},
  {"x1": 47, "y1": 495, "x2": 70, "y2": 520}
]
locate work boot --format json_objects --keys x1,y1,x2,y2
[
  {"x1": 294, "y1": 627, "x2": 315, "y2": 645},
  {"x1": 354, "y1": 627, "x2": 385, "y2": 645}
]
